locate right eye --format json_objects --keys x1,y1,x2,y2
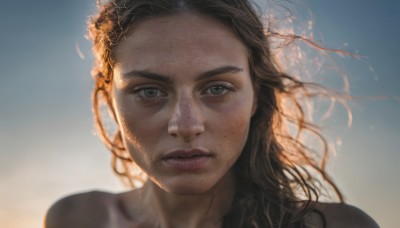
[{"x1": 132, "y1": 87, "x2": 167, "y2": 101}]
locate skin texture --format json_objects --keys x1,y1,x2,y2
[
  {"x1": 44, "y1": 13, "x2": 380, "y2": 228},
  {"x1": 110, "y1": 13, "x2": 256, "y2": 227},
  {"x1": 44, "y1": 191, "x2": 380, "y2": 228},
  {"x1": 112, "y1": 13, "x2": 256, "y2": 196}
]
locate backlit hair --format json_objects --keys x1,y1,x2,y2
[{"x1": 88, "y1": 0, "x2": 347, "y2": 227}]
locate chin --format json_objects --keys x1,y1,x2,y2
[
  {"x1": 152, "y1": 174, "x2": 222, "y2": 195},
  {"x1": 151, "y1": 169, "x2": 235, "y2": 196}
]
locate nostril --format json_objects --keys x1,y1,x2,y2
[
  {"x1": 168, "y1": 117, "x2": 205, "y2": 140},
  {"x1": 168, "y1": 124, "x2": 179, "y2": 137}
]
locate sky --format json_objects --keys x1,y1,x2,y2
[{"x1": 0, "y1": 0, "x2": 399, "y2": 227}]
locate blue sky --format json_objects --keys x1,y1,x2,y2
[{"x1": 0, "y1": 1, "x2": 399, "y2": 227}]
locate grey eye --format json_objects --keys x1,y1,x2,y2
[
  {"x1": 143, "y1": 88, "x2": 160, "y2": 98},
  {"x1": 133, "y1": 87, "x2": 167, "y2": 101},
  {"x1": 208, "y1": 86, "x2": 226, "y2": 95}
]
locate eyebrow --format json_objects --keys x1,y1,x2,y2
[{"x1": 121, "y1": 65, "x2": 244, "y2": 83}]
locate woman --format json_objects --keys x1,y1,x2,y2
[{"x1": 45, "y1": 0, "x2": 379, "y2": 227}]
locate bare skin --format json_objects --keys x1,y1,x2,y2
[
  {"x1": 44, "y1": 190, "x2": 379, "y2": 228},
  {"x1": 109, "y1": 13, "x2": 255, "y2": 228},
  {"x1": 45, "y1": 13, "x2": 379, "y2": 228}
]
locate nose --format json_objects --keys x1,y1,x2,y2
[{"x1": 168, "y1": 94, "x2": 205, "y2": 141}]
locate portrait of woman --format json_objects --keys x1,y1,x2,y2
[
  {"x1": 3, "y1": 0, "x2": 399, "y2": 227},
  {"x1": 42, "y1": 0, "x2": 379, "y2": 227}
]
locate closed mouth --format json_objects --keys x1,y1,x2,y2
[
  {"x1": 169, "y1": 154, "x2": 205, "y2": 159},
  {"x1": 162, "y1": 149, "x2": 212, "y2": 171},
  {"x1": 162, "y1": 149, "x2": 211, "y2": 160}
]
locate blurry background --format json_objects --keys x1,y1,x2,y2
[{"x1": 0, "y1": 0, "x2": 398, "y2": 227}]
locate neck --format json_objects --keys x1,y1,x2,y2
[{"x1": 139, "y1": 171, "x2": 236, "y2": 228}]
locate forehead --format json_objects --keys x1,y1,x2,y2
[{"x1": 114, "y1": 13, "x2": 249, "y2": 74}]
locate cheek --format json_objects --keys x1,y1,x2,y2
[
  {"x1": 112, "y1": 94, "x2": 160, "y2": 163},
  {"x1": 114, "y1": 102, "x2": 140, "y2": 146},
  {"x1": 117, "y1": 112, "x2": 147, "y2": 162},
  {"x1": 215, "y1": 113, "x2": 250, "y2": 171},
  {"x1": 118, "y1": 109, "x2": 163, "y2": 154},
  {"x1": 113, "y1": 92, "x2": 161, "y2": 144},
  {"x1": 116, "y1": 108, "x2": 164, "y2": 174},
  {"x1": 215, "y1": 98, "x2": 253, "y2": 151},
  {"x1": 225, "y1": 113, "x2": 250, "y2": 145}
]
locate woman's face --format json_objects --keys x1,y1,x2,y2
[{"x1": 111, "y1": 13, "x2": 257, "y2": 194}]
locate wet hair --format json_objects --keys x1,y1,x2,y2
[{"x1": 88, "y1": 0, "x2": 345, "y2": 227}]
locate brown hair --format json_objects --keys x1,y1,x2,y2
[{"x1": 88, "y1": 0, "x2": 345, "y2": 227}]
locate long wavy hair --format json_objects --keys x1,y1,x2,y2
[{"x1": 88, "y1": 0, "x2": 347, "y2": 227}]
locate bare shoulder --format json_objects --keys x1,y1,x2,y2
[
  {"x1": 44, "y1": 190, "x2": 115, "y2": 228},
  {"x1": 315, "y1": 202, "x2": 380, "y2": 228}
]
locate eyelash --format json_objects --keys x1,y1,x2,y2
[
  {"x1": 131, "y1": 83, "x2": 237, "y2": 102},
  {"x1": 132, "y1": 87, "x2": 167, "y2": 102},
  {"x1": 202, "y1": 83, "x2": 237, "y2": 97}
]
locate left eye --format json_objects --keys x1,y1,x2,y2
[{"x1": 203, "y1": 85, "x2": 234, "y2": 96}]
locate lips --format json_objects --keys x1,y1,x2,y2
[
  {"x1": 162, "y1": 149, "x2": 212, "y2": 171},
  {"x1": 162, "y1": 149, "x2": 211, "y2": 159}
]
